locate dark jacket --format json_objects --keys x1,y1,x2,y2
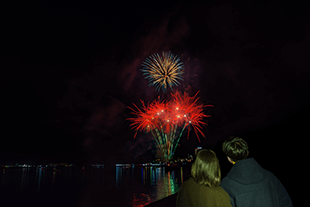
[
  {"x1": 221, "y1": 158, "x2": 293, "y2": 207},
  {"x1": 176, "y1": 177, "x2": 232, "y2": 207}
]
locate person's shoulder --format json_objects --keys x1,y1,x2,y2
[
  {"x1": 208, "y1": 186, "x2": 232, "y2": 199},
  {"x1": 263, "y1": 170, "x2": 284, "y2": 184},
  {"x1": 250, "y1": 160, "x2": 284, "y2": 184},
  {"x1": 181, "y1": 177, "x2": 196, "y2": 187},
  {"x1": 185, "y1": 177, "x2": 197, "y2": 185},
  {"x1": 220, "y1": 174, "x2": 232, "y2": 185},
  {"x1": 217, "y1": 185, "x2": 230, "y2": 192},
  {"x1": 256, "y1": 163, "x2": 277, "y2": 179}
]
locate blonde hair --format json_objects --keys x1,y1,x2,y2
[{"x1": 191, "y1": 149, "x2": 221, "y2": 187}]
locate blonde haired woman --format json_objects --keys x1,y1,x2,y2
[{"x1": 176, "y1": 149, "x2": 232, "y2": 207}]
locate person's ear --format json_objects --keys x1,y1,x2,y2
[
  {"x1": 227, "y1": 156, "x2": 231, "y2": 162},
  {"x1": 227, "y1": 156, "x2": 235, "y2": 164}
]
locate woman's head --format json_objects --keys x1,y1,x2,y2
[{"x1": 191, "y1": 149, "x2": 221, "y2": 187}]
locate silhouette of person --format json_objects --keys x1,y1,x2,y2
[
  {"x1": 176, "y1": 149, "x2": 232, "y2": 207},
  {"x1": 221, "y1": 136, "x2": 293, "y2": 207}
]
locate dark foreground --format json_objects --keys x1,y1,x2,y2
[{"x1": 146, "y1": 193, "x2": 177, "y2": 206}]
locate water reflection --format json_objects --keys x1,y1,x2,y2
[
  {"x1": 116, "y1": 166, "x2": 122, "y2": 188},
  {"x1": 128, "y1": 166, "x2": 184, "y2": 205},
  {"x1": 168, "y1": 171, "x2": 172, "y2": 195},
  {"x1": 20, "y1": 167, "x2": 29, "y2": 194},
  {"x1": 0, "y1": 165, "x2": 190, "y2": 206},
  {"x1": 131, "y1": 192, "x2": 151, "y2": 206},
  {"x1": 36, "y1": 168, "x2": 46, "y2": 193},
  {"x1": 115, "y1": 165, "x2": 185, "y2": 204},
  {"x1": 1, "y1": 169, "x2": 5, "y2": 185},
  {"x1": 181, "y1": 166, "x2": 183, "y2": 183},
  {"x1": 52, "y1": 171, "x2": 56, "y2": 188}
]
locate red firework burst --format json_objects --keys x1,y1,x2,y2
[{"x1": 127, "y1": 91, "x2": 213, "y2": 142}]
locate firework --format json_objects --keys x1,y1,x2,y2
[
  {"x1": 127, "y1": 91, "x2": 213, "y2": 160},
  {"x1": 141, "y1": 51, "x2": 184, "y2": 92}
]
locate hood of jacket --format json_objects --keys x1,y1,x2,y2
[{"x1": 227, "y1": 158, "x2": 265, "y2": 185}]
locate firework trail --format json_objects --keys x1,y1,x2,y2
[
  {"x1": 127, "y1": 91, "x2": 213, "y2": 160},
  {"x1": 141, "y1": 51, "x2": 184, "y2": 92}
]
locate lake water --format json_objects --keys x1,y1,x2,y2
[{"x1": 0, "y1": 165, "x2": 191, "y2": 207}]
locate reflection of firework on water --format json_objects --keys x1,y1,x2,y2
[
  {"x1": 141, "y1": 51, "x2": 184, "y2": 92},
  {"x1": 127, "y1": 91, "x2": 213, "y2": 160}
]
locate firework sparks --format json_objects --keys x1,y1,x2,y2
[
  {"x1": 141, "y1": 51, "x2": 184, "y2": 92},
  {"x1": 127, "y1": 91, "x2": 213, "y2": 160}
]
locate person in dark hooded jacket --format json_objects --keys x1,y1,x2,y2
[{"x1": 220, "y1": 136, "x2": 293, "y2": 207}]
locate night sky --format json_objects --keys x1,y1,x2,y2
[{"x1": 1, "y1": 1, "x2": 309, "y2": 165}]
